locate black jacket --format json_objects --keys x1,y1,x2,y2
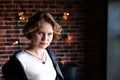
[{"x1": 2, "y1": 48, "x2": 64, "y2": 80}]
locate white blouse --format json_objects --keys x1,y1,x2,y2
[{"x1": 16, "y1": 50, "x2": 56, "y2": 80}]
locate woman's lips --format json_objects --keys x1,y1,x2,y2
[{"x1": 40, "y1": 42, "x2": 47, "y2": 45}]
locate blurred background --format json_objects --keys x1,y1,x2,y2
[{"x1": 107, "y1": 0, "x2": 120, "y2": 80}]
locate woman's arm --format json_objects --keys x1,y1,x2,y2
[{"x1": 2, "y1": 52, "x2": 28, "y2": 80}]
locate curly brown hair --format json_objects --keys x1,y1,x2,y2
[{"x1": 22, "y1": 11, "x2": 62, "y2": 40}]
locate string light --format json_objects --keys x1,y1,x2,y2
[
  {"x1": 13, "y1": 40, "x2": 19, "y2": 45},
  {"x1": 63, "y1": 12, "x2": 70, "y2": 20},
  {"x1": 18, "y1": 10, "x2": 25, "y2": 21},
  {"x1": 17, "y1": 4, "x2": 26, "y2": 21}
]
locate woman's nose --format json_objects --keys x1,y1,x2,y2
[{"x1": 42, "y1": 34, "x2": 47, "y2": 41}]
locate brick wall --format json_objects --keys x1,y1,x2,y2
[{"x1": 0, "y1": 0, "x2": 107, "y2": 80}]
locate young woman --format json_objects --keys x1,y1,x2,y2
[{"x1": 2, "y1": 11, "x2": 64, "y2": 80}]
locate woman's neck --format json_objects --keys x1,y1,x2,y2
[
  {"x1": 25, "y1": 46, "x2": 47, "y2": 64},
  {"x1": 27, "y1": 46, "x2": 45, "y2": 56}
]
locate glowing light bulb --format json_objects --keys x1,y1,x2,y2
[
  {"x1": 63, "y1": 12, "x2": 70, "y2": 20},
  {"x1": 13, "y1": 40, "x2": 19, "y2": 45}
]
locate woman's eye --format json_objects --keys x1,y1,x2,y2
[
  {"x1": 48, "y1": 33, "x2": 53, "y2": 36},
  {"x1": 38, "y1": 32, "x2": 44, "y2": 35}
]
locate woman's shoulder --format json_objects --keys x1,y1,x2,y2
[
  {"x1": 13, "y1": 50, "x2": 25, "y2": 56},
  {"x1": 46, "y1": 48, "x2": 55, "y2": 54},
  {"x1": 2, "y1": 50, "x2": 28, "y2": 80},
  {"x1": 2, "y1": 50, "x2": 24, "y2": 68}
]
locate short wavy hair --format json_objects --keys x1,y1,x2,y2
[{"x1": 22, "y1": 11, "x2": 62, "y2": 40}]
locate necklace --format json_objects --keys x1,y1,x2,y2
[{"x1": 25, "y1": 50, "x2": 47, "y2": 64}]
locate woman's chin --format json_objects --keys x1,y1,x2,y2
[{"x1": 39, "y1": 46, "x2": 48, "y2": 49}]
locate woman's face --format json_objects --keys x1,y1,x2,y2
[{"x1": 31, "y1": 22, "x2": 53, "y2": 49}]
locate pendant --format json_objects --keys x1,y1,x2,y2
[{"x1": 42, "y1": 62, "x2": 45, "y2": 64}]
